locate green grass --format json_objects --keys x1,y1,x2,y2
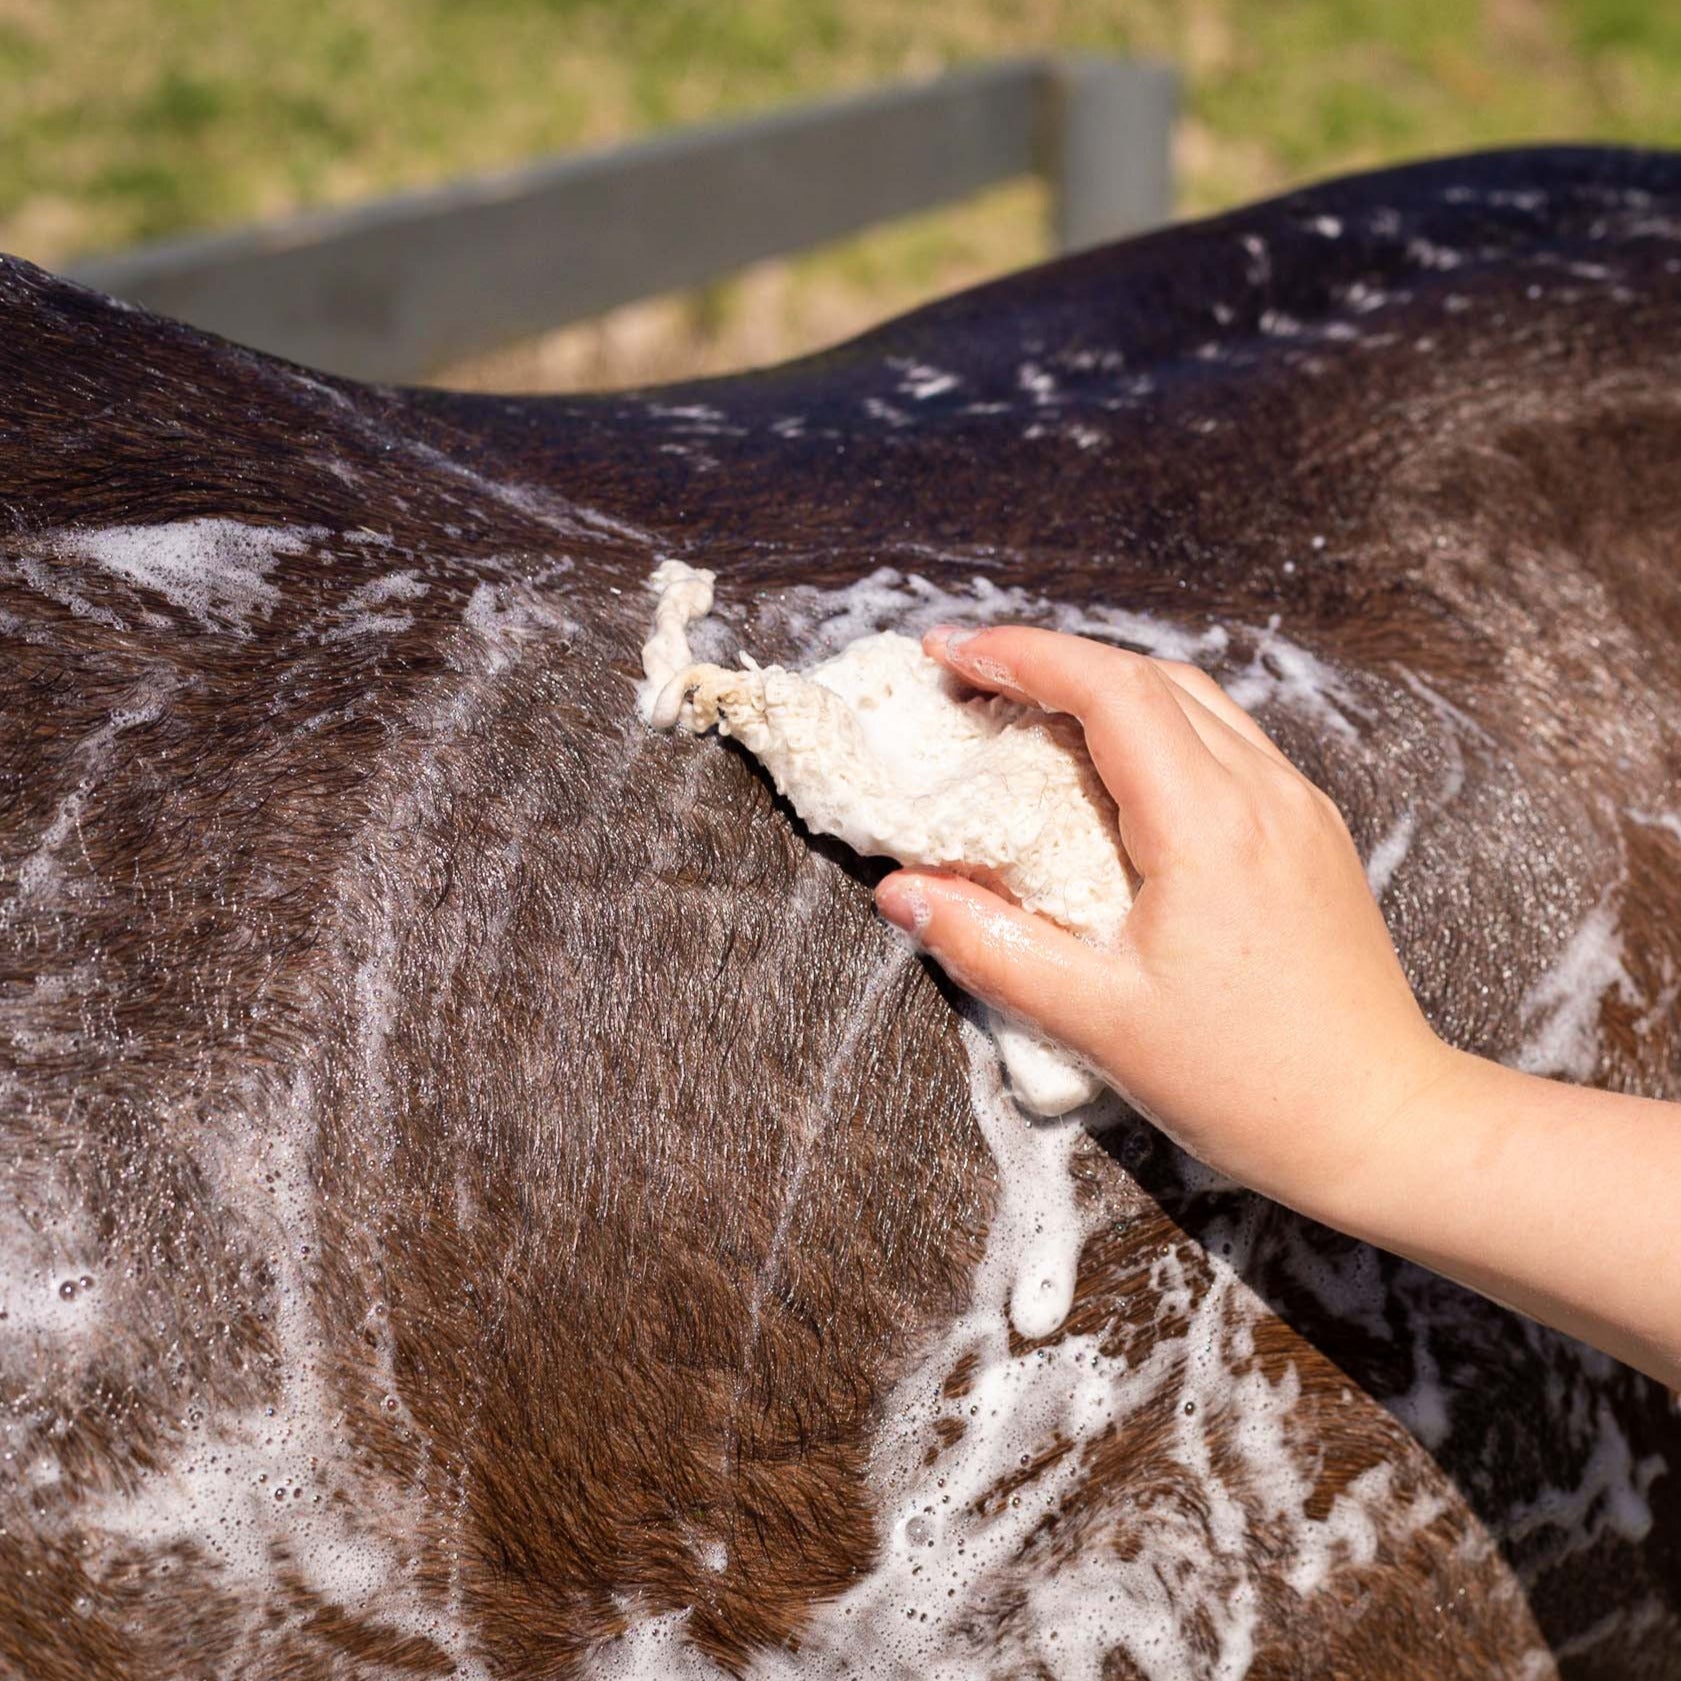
[
  {"x1": 13, "y1": 0, "x2": 1681, "y2": 261},
  {"x1": 7, "y1": 0, "x2": 1681, "y2": 383}
]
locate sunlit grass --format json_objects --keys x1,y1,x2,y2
[{"x1": 5, "y1": 0, "x2": 1680, "y2": 386}]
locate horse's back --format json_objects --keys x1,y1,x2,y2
[{"x1": 2, "y1": 146, "x2": 1680, "y2": 1679}]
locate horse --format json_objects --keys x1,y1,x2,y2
[{"x1": 2, "y1": 144, "x2": 1678, "y2": 1679}]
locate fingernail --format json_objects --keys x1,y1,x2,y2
[
  {"x1": 926, "y1": 624, "x2": 1019, "y2": 691},
  {"x1": 875, "y1": 874, "x2": 931, "y2": 938},
  {"x1": 927, "y1": 624, "x2": 979, "y2": 659}
]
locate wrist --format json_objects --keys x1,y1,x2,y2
[{"x1": 1305, "y1": 1038, "x2": 1502, "y2": 1246}]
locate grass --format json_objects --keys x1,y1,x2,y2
[{"x1": 6, "y1": 0, "x2": 1681, "y2": 386}]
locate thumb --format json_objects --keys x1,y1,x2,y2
[{"x1": 874, "y1": 870, "x2": 1131, "y2": 1070}]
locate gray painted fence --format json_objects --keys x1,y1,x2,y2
[{"x1": 68, "y1": 55, "x2": 1176, "y2": 384}]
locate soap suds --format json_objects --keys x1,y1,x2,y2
[
  {"x1": 0, "y1": 1197, "x2": 105, "y2": 1346},
  {"x1": 54, "y1": 517, "x2": 326, "y2": 636},
  {"x1": 8, "y1": 679, "x2": 172, "y2": 913},
  {"x1": 60, "y1": 1067, "x2": 491, "y2": 1677},
  {"x1": 762, "y1": 565, "x2": 1231, "y2": 670},
  {"x1": 1224, "y1": 615, "x2": 1363, "y2": 741},
  {"x1": 745, "y1": 1030, "x2": 1251, "y2": 1681},
  {"x1": 462, "y1": 578, "x2": 578, "y2": 676},
  {"x1": 640, "y1": 561, "x2": 1134, "y2": 1116},
  {"x1": 587, "y1": 1036, "x2": 1444, "y2": 1681},
  {"x1": 324, "y1": 568, "x2": 429, "y2": 641},
  {"x1": 1515, "y1": 892, "x2": 1638, "y2": 1080},
  {"x1": 1365, "y1": 809, "x2": 1417, "y2": 897}
]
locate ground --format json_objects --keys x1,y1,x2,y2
[{"x1": 4, "y1": 0, "x2": 1679, "y2": 387}]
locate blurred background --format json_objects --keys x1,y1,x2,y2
[{"x1": 4, "y1": 0, "x2": 1676, "y2": 392}]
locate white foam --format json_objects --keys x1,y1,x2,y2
[
  {"x1": 587, "y1": 1609, "x2": 730, "y2": 1680},
  {"x1": 41, "y1": 651, "x2": 518, "y2": 1672},
  {"x1": 1515, "y1": 893, "x2": 1638, "y2": 1080},
  {"x1": 13, "y1": 554, "x2": 127, "y2": 628},
  {"x1": 739, "y1": 1038, "x2": 1415, "y2": 1678},
  {"x1": 889, "y1": 359, "x2": 960, "y2": 401},
  {"x1": 1506, "y1": 1400, "x2": 1665, "y2": 1553},
  {"x1": 646, "y1": 402, "x2": 728, "y2": 425},
  {"x1": 1556, "y1": 1595, "x2": 1670, "y2": 1662},
  {"x1": 1356, "y1": 666, "x2": 1488, "y2": 900},
  {"x1": 862, "y1": 396, "x2": 912, "y2": 428},
  {"x1": 1629, "y1": 806, "x2": 1681, "y2": 844},
  {"x1": 461, "y1": 578, "x2": 577, "y2": 675},
  {"x1": 7, "y1": 682, "x2": 171, "y2": 912},
  {"x1": 56, "y1": 518, "x2": 326, "y2": 635},
  {"x1": 393, "y1": 435, "x2": 665, "y2": 547},
  {"x1": 560, "y1": 1006, "x2": 1515, "y2": 1677},
  {"x1": 1224, "y1": 615, "x2": 1362, "y2": 740},
  {"x1": 1240, "y1": 233, "x2": 1271, "y2": 285},
  {"x1": 65, "y1": 1067, "x2": 492, "y2": 1675},
  {"x1": 0, "y1": 1201, "x2": 104, "y2": 1346},
  {"x1": 963, "y1": 1031, "x2": 1092, "y2": 1340},
  {"x1": 1365, "y1": 809, "x2": 1417, "y2": 897},
  {"x1": 761, "y1": 570, "x2": 1351, "y2": 715},
  {"x1": 79, "y1": 1405, "x2": 392, "y2": 1599},
  {"x1": 1018, "y1": 361, "x2": 1058, "y2": 404},
  {"x1": 1385, "y1": 1270, "x2": 1455, "y2": 1452},
  {"x1": 323, "y1": 569, "x2": 429, "y2": 642}
]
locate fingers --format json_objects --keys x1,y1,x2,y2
[
  {"x1": 1154, "y1": 681, "x2": 1270, "y2": 777},
  {"x1": 874, "y1": 870, "x2": 1134, "y2": 1067},
  {"x1": 1154, "y1": 660, "x2": 1292, "y2": 767},
  {"x1": 928, "y1": 623, "x2": 1288, "y2": 768},
  {"x1": 924, "y1": 625, "x2": 1232, "y2": 873}
]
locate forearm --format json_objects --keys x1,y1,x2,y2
[
  {"x1": 1324, "y1": 1049, "x2": 1681, "y2": 1390},
  {"x1": 891, "y1": 623, "x2": 1679, "y2": 1389}
]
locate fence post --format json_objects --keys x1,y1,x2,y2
[
  {"x1": 62, "y1": 57, "x2": 1178, "y2": 379},
  {"x1": 1044, "y1": 56, "x2": 1178, "y2": 255}
]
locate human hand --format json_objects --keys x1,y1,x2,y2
[{"x1": 874, "y1": 625, "x2": 1462, "y2": 1225}]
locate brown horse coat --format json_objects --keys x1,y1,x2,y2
[{"x1": 1, "y1": 146, "x2": 1678, "y2": 1678}]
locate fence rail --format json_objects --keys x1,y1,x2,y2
[{"x1": 67, "y1": 55, "x2": 1175, "y2": 383}]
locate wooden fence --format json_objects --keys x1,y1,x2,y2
[{"x1": 68, "y1": 55, "x2": 1176, "y2": 383}]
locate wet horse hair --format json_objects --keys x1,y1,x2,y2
[{"x1": 1, "y1": 145, "x2": 1680, "y2": 1678}]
